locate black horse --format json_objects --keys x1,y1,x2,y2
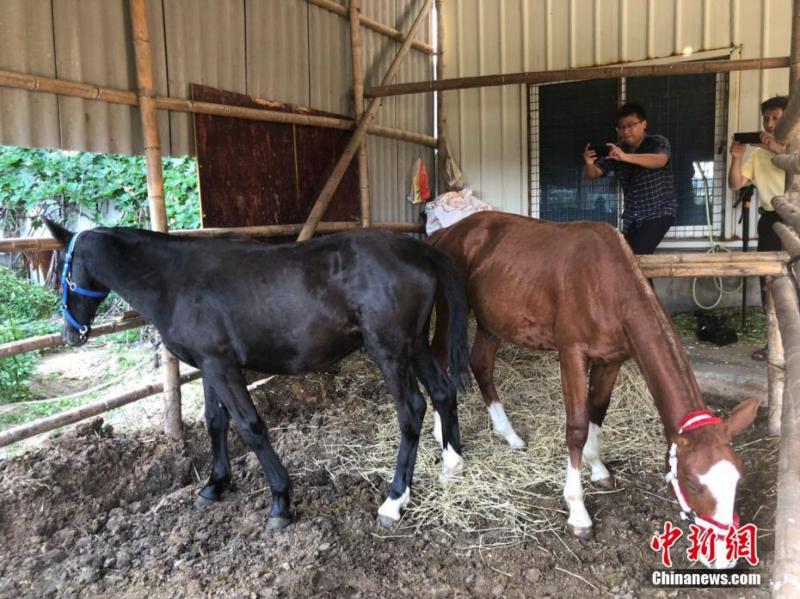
[{"x1": 44, "y1": 219, "x2": 470, "y2": 529}]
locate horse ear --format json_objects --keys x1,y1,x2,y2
[
  {"x1": 724, "y1": 397, "x2": 761, "y2": 439},
  {"x1": 43, "y1": 217, "x2": 73, "y2": 247}
]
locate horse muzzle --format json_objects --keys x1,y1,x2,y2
[{"x1": 61, "y1": 323, "x2": 89, "y2": 347}]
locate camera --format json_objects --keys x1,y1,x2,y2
[
  {"x1": 588, "y1": 144, "x2": 611, "y2": 158},
  {"x1": 733, "y1": 132, "x2": 762, "y2": 144}
]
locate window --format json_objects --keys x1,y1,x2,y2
[{"x1": 529, "y1": 71, "x2": 726, "y2": 239}]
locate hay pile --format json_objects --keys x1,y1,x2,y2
[{"x1": 318, "y1": 346, "x2": 665, "y2": 547}]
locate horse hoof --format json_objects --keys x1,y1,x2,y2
[
  {"x1": 376, "y1": 514, "x2": 399, "y2": 529},
  {"x1": 195, "y1": 494, "x2": 218, "y2": 509},
  {"x1": 567, "y1": 523, "x2": 593, "y2": 540},
  {"x1": 267, "y1": 516, "x2": 291, "y2": 530},
  {"x1": 593, "y1": 475, "x2": 616, "y2": 490},
  {"x1": 508, "y1": 437, "x2": 526, "y2": 450}
]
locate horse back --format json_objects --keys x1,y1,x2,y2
[
  {"x1": 429, "y1": 212, "x2": 649, "y2": 357},
  {"x1": 150, "y1": 229, "x2": 441, "y2": 373}
]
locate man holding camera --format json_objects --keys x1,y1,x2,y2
[
  {"x1": 583, "y1": 102, "x2": 677, "y2": 255},
  {"x1": 728, "y1": 95, "x2": 788, "y2": 361}
]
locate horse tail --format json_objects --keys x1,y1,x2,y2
[{"x1": 425, "y1": 246, "x2": 472, "y2": 393}]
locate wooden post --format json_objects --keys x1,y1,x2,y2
[
  {"x1": 130, "y1": 0, "x2": 182, "y2": 440},
  {"x1": 297, "y1": 0, "x2": 432, "y2": 241},
  {"x1": 349, "y1": 0, "x2": 371, "y2": 227},
  {"x1": 771, "y1": 274, "x2": 800, "y2": 598},
  {"x1": 435, "y1": 0, "x2": 447, "y2": 193},
  {"x1": 767, "y1": 283, "x2": 786, "y2": 436}
]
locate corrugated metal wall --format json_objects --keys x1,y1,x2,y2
[
  {"x1": 441, "y1": 0, "x2": 792, "y2": 219},
  {"x1": 0, "y1": 0, "x2": 433, "y2": 224}
]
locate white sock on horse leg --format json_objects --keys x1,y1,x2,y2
[
  {"x1": 487, "y1": 402, "x2": 525, "y2": 449},
  {"x1": 582, "y1": 422, "x2": 611, "y2": 482},
  {"x1": 378, "y1": 486, "x2": 411, "y2": 522},
  {"x1": 432, "y1": 411, "x2": 443, "y2": 447},
  {"x1": 563, "y1": 458, "x2": 592, "y2": 529},
  {"x1": 440, "y1": 443, "x2": 464, "y2": 481}
]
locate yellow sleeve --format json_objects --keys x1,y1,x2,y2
[{"x1": 740, "y1": 151, "x2": 756, "y2": 181}]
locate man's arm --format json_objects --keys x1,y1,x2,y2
[
  {"x1": 607, "y1": 144, "x2": 668, "y2": 169},
  {"x1": 727, "y1": 140, "x2": 751, "y2": 190}
]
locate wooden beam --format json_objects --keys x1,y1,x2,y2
[
  {"x1": 637, "y1": 251, "x2": 788, "y2": 264},
  {"x1": 364, "y1": 56, "x2": 790, "y2": 98},
  {"x1": 774, "y1": 195, "x2": 800, "y2": 232},
  {"x1": 130, "y1": 0, "x2": 181, "y2": 440},
  {"x1": 0, "y1": 68, "x2": 437, "y2": 148},
  {"x1": 306, "y1": 0, "x2": 434, "y2": 55},
  {"x1": 639, "y1": 263, "x2": 787, "y2": 278},
  {"x1": 297, "y1": 0, "x2": 432, "y2": 242},
  {"x1": 0, "y1": 369, "x2": 202, "y2": 448},
  {"x1": 349, "y1": 0, "x2": 371, "y2": 227},
  {"x1": 771, "y1": 273, "x2": 800, "y2": 598},
  {"x1": 0, "y1": 314, "x2": 148, "y2": 359},
  {"x1": 775, "y1": 221, "x2": 800, "y2": 258}
]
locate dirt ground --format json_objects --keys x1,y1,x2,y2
[{"x1": 0, "y1": 350, "x2": 777, "y2": 598}]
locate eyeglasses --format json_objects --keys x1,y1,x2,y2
[{"x1": 616, "y1": 120, "x2": 643, "y2": 132}]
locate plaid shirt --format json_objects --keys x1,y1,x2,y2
[{"x1": 597, "y1": 134, "x2": 677, "y2": 230}]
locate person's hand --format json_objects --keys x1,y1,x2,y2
[
  {"x1": 607, "y1": 143, "x2": 626, "y2": 161},
  {"x1": 729, "y1": 140, "x2": 746, "y2": 159},
  {"x1": 760, "y1": 131, "x2": 787, "y2": 154},
  {"x1": 583, "y1": 143, "x2": 597, "y2": 165}
]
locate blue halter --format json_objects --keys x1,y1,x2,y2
[{"x1": 61, "y1": 232, "x2": 108, "y2": 339}]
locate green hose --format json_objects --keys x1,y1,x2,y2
[{"x1": 691, "y1": 161, "x2": 743, "y2": 310}]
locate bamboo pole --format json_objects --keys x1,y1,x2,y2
[
  {"x1": 767, "y1": 284, "x2": 786, "y2": 436},
  {"x1": 0, "y1": 369, "x2": 203, "y2": 448},
  {"x1": 363, "y1": 56, "x2": 790, "y2": 98},
  {"x1": 636, "y1": 251, "x2": 788, "y2": 265},
  {"x1": 775, "y1": 221, "x2": 800, "y2": 258},
  {"x1": 773, "y1": 196, "x2": 800, "y2": 232},
  {"x1": 435, "y1": 0, "x2": 448, "y2": 193},
  {"x1": 0, "y1": 221, "x2": 424, "y2": 253},
  {"x1": 157, "y1": 95, "x2": 436, "y2": 147},
  {"x1": 130, "y1": 0, "x2": 181, "y2": 440},
  {"x1": 0, "y1": 69, "x2": 437, "y2": 148},
  {"x1": 349, "y1": 0, "x2": 371, "y2": 227},
  {"x1": 770, "y1": 274, "x2": 800, "y2": 598},
  {"x1": 0, "y1": 315, "x2": 147, "y2": 359},
  {"x1": 639, "y1": 263, "x2": 786, "y2": 279},
  {"x1": 773, "y1": 153, "x2": 800, "y2": 176},
  {"x1": 306, "y1": 0, "x2": 434, "y2": 55},
  {"x1": 297, "y1": 0, "x2": 433, "y2": 242}
]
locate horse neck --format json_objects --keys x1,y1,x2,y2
[
  {"x1": 87, "y1": 230, "x2": 168, "y2": 313},
  {"x1": 622, "y1": 286, "x2": 706, "y2": 438}
]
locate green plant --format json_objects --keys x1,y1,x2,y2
[
  {"x1": 0, "y1": 145, "x2": 201, "y2": 235},
  {"x1": 0, "y1": 265, "x2": 60, "y2": 322},
  {"x1": 0, "y1": 397, "x2": 85, "y2": 430}
]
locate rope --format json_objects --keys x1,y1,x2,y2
[{"x1": 691, "y1": 161, "x2": 743, "y2": 310}]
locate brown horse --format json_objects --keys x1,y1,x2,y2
[{"x1": 429, "y1": 211, "x2": 759, "y2": 569}]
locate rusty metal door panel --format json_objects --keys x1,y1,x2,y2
[{"x1": 192, "y1": 84, "x2": 360, "y2": 231}]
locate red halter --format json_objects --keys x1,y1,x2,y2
[{"x1": 665, "y1": 410, "x2": 741, "y2": 535}]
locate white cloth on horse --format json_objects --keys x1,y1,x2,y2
[{"x1": 424, "y1": 188, "x2": 497, "y2": 235}]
